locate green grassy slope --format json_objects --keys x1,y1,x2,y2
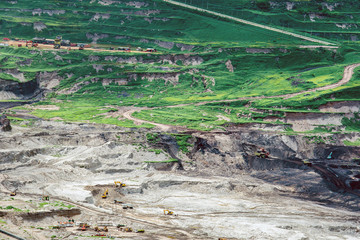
[
  {"x1": 0, "y1": 0, "x2": 359, "y2": 132},
  {"x1": 174, "y1": 0, "x2": 360, "y2": 42},
  {"x1": 0, "y1": 0, "x2": 313, "y2": 48}
]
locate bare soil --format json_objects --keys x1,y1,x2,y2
[{"x1": 0, "y1": 121, "x2": 360, "y2": 239}]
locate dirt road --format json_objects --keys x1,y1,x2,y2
[
  {"x1": 162, "y1": 0, "x2": 335, "y2": 46},
  {"x1": 3, "y1": 40, "x2": 155, "y2": 54},
  {"x1": 123, "y1": 63, "x2": 360, "y2": 130}
]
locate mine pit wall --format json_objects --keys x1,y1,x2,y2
[
  {"x1": 0, "y1": 79, "x2": 40, "y2": 100},
  {"x1": 0, "y1": 208, "x2": 81, "y2": 221},
  {"x1": 1, "y1": 124, "x2": 359, "y2": 174},
  {"x1": 188, "y1": 131, "x2": 360, "y2": 174}
]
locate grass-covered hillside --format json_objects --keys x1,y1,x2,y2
[
  {"x1": 0, "y1": 0, "x2": 359, "y2": 132},
  {"x1": 0, "y1": 0, "x2": 315, "y2": 49},
  {"x1": 175, "y1": 0, "x2": 360, "y2": 42}
]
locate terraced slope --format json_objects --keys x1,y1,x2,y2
[
  {"x1": 0, "y1": 0, "x2": 314, "y2": 48},
  {"x1": 163, "y1": 0, "x2": 335, "y2": 45},
  {"x1": 0, "y1": 0, "x2": 359, "y2": 132},
  {"x1": 174, "y1": 0, "x2": 360, "y2": 42}
]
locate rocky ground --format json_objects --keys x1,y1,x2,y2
[{"x1": 0, "y1": 120, "x2": 359, "y2": 239}]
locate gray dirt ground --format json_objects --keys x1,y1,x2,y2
[{"x1": 0, "y1": 122, "x2": 360, "y2": 240}]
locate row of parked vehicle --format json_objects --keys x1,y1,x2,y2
[{"x1": 2, "y1": 37, "x2": 157, "y2": 52}]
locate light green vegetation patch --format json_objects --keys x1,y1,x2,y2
[
  {"x1": 144, "y1": 158, "x2": 179, "y2": 163},
  {"x1": 148, "y1": 149, "x2": 164, "y2": 154},
  {"x1": 0, "y1": 205, "x2": 23, "y2": 212},
  {"x1": 172, "y1": 134, "x2": 193, "y2": 153},
  {"x1": 341, "y1": 113, "x2": 360, "y2": 132},
  {"x1": 133, "y1": 103, "x2": 286, "y2": 131},
  {"x1": 38, "y1": 201, "x2": 74, "y2": 209},
  {"x1": 343, "y1": 139, "x2": 360, "y2": 146},
  {"x1": 29, "y1": 101, "x2": 154, "y2": 128}
]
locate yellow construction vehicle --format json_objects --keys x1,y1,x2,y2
[
  {"x1": 54, "y1": 36, "x2": 62, "y2": 49},
  {"x1": 78, "y1": 223, "x2": 89, "y2": 231},
  {"x1": 10, "y1": 192, "x2": 16, "y2": 196},
  {"x1": 114, "y1": 181, "x2": 126, "y2": 187},
  {"x1": 163, "y1": 209, "x2": 174, "y2": 215},
  {"x1": 303, "y1": 159, "x2": 312, "y2": 167},
  {"x1": 102, "y1": 189, "x2": 109, "y2": 199},
  {"x1": 122, "y1": 227, "x2": 133, "y2": 232}
]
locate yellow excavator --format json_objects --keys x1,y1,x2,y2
[
  {"x1": 114, "y1": 181, "x2": 126, "y2": 187},
  {"x1": 95, "y1": 226, "x2": 108, "y2": 232},
  {"x1": 102, "y1": 189, "x2": 109, "y2": 199},
  {"x1": 163, "y1": 209, "x2": 174, "y2": 215},
  {"x1": 54, "y1": 35, "x2": 62, "y2": 49},
  {"x1": 122, "y1": 227, "x2": 133, "y2": 232}
]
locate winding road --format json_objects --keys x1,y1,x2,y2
[{"x1": 123, "y1": 63, "x2": 360, "y2": 131}]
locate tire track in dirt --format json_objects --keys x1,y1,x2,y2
[
  {"x1": 123, "y1": 63, "x2": 360, "y2": 131},
  {"x1": 0, "y1": 191, "x2": 197, "y2": 239}
]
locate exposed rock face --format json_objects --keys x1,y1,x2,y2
[
  {"x1": 286, "y1": 2, "x2": 295, "y2": 10},
  {"x1": 102, "y1": 78, "x2": 128, "y2": 86},
  {"x1": 225, "y1": 60, "x2": 234, "y2": 72},
  {"x1": 319, "y1": 101, "x2": 360, "y2": 113},
  {"x1": 155, "y1": 40, "x2": 174, "y2": 50},
  {"x1": 32, "y1": 9, "x2": 65, "y2": 16},
  {"x1": 190, "y1": 131, "x2": 360, "y2": 175},
  {"x1": 159, "y1": 54, "x2": 204, "y2": 66},
  {"x1": 86, "y1": 33, "x2": 109, "y2": 43},
  {"x1": 284, "y1": 112, "x2": 346, "y2": 132},
  {"x1": 322, "y1": 2, "x2": 340, "y2": 11},
  {"x1": 0, "y1": 115, "x2": 11, "y2": 132},
  {"x1": 126, "y1": 1, "x2": 148, "y2": 8},
  {"x1": 33, "y1": 22, "x2": 47, "y2": 31},
  {"x1": 141, "y1": 72, "x2": 180, "y2": 85},
  {"x1": 116, "y1": 57, "x2": 138, "y2": 64},
  {"x1": 0, "y1": 69, "x2": 26, "y2": 82},
  {"x1": 0, "y1": 79, "x2": 39, "y2": 100},
  {"x1": 144, "y1": 17, "x2": 169, "y2": 24},
  {"x1": 92, "y1": 64, "x2": 104, "y2": 73},
  {"x1": 89, "y1": 55, "x2": 100, "y2": 62},
  {"x1": 246, "y1": 48, "x2": 272, "y2": 54},
  {"x1": 176, "y1": 43, "x2": 195, "y2": 51},
  {"x1": 90, "y1": 13, "x2": 110, "y2": 21},
  {"x1": 38, "y1": 71, "x2": 63, "y2": 90}
]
